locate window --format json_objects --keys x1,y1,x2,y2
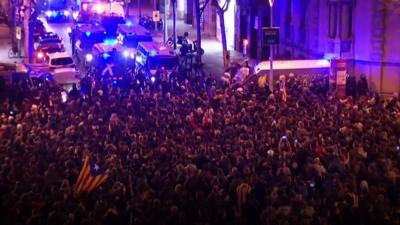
[
  {"x1": 285, "y1": 0, "x2": 292, "y2": 39},
  {"x1": 299, "y1": 0, "x2": 307, "y2": 44},
  {"x1": 328, "y1": 2, "x2": 337, "y2": 38},
  {"x1": 51, "y1": 57, "x2": 74, "y2": 66},
  {"x1": 340, "y1": 4, "x2": 353, "y2": 39}
]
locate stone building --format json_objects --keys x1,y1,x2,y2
[
  {"x1": 271, "y1": 0, "x2": 400, "y2": 93},
  {"x1": 180, "y1": 0, "x2": 400, "y2": 93},
  {"x1": 230, "y1": 0, "x2": 400, "y2": 93}
]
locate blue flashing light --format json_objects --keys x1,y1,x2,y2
[
  {"x1": 103, "y1": 53, "x2": 110, "y2": 59},
  {"x1": 85, "y1": 31, "x2": 91, "y2": 37},
  {"x1": 136, "y1": 55, "x2": 143, "y2": 64},
  {"x1": 126, "y1": 21, "x2": 133, "y2": 26},
  {"x1": 104, "y1": 39, "x2": 117, "y2": 45},
  {"x1": 52, "y1": 11, "x2": 57, "y2": 17},
  {"x1": 123, "y1": 50, "x2": 129, "y2": 58},
  {"x1": 150, "y1": 50, "x2": 157, "y2": 57}
]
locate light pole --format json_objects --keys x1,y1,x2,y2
[
  {"x1": 268, "y1": 0, "x2": 274, "y2": 92},
  {"x1": 163, "y1": 0, "x2": 168, "y2": 43},
  {"x1": 243, "y1": 39, "x2": 248, "y2": 61}
]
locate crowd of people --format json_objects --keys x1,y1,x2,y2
[{"x1": 0, "y1": 69, "x2": 399, "y2": 225}]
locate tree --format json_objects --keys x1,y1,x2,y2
[
  {"x1": 194, "y1": 0, "x2": 202, "y2": 63},
  {"x1": 212, "y1": 0, "x2": 231, "y2": 66},
  {"x1": 194, "y1": 0, "x2": 211, "y2": 64},
  {"x1": 172, "y1": 0, "x2": 177, "y2": 49}
]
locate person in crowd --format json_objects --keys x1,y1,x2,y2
[
  {"x1": 346, "y1": 74, "x2": 357, "y2": 99},
  {"x1": 0, "y1": 67, "x2": 398, "y2": 225},
  {"x1": 357, "y1": 74, "x2": 369, "y2": 97}
]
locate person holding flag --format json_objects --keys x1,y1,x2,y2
[
  {"x1": 279, "y1": 75, "x2": 287, "y2": 102},
  {"x1": 74, "y1": 156, "x2": 108, "y2": 197}
]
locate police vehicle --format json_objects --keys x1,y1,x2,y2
[
  {"x1": 135, "y1": 42, "x2": 179, "y2": 77},
  {"x1": 46, "y1": 52, "x2": 75, "y2": 70},
  {"x1": 85, "y1": 41, "x2": 133, "y2": 80},
  {"x1": 44, "y1": 0, "x2": 70, "y2": 22},
  {"x1": 72, "y1": 24, "x2": 107, "y2": 64},
  {"x1": 75, "y1": 0, "x2": 106, "y2": 23},
  {"x1": 98, "y1": 13, "x2": 126, "y2": 38},
  {"x1": 117, "y1": 23, "x2": 152, "y2": 48}
]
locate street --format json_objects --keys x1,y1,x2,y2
[{"x1": 38, "y1": 17, "x2": 72, "y2": 55}]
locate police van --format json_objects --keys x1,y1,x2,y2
[
  {"x1": 86, "y1": 41, "x2": 134, "y2": 79},
  {"x1": 75, "y1": 0, "x2": 106, "y2": 23},
  {"x1": 44, "y1": 0, "x2": 70, "y2": 22},
  {"x1": 73, "y1": 24, "x2": 107, "y2": 64},
  {"x1": 135, "y1": 42, "x2": 179, "y2": 77},
  {"x1": 117, "y1": 24, "x2": 152, "y2": 49}
]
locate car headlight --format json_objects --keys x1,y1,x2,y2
[
  {"x1": 123, "y1": 50, "x2": 129, "y2": 58},
  {"x1": 72, "y1": 11, "x2": 79, "y2": 20},
  {"x1": 45, "y1": 10, "x2": 52, "y2": 17},
  {"x1": 64, "y1": 10, "x2": 70, "y2": 16},
  {"x1": 85, "y1": 54, "x2": 93, "y2": 62},
  {"x1": 37, "y1": 52, "x2": 44, "y2": 59}
]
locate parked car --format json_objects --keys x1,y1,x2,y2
[
  {"x1": 38, "y1": 32, "x2": 62, "y2": 44},
  {"x1": 35, "y1": 42, "x2": 65, "y2": 63},
  {"x1": 45, "y1": 52, "x2": 75, "y2": 70},
  {"x1": 33, "y1": 20, "x2": 47, "y2": 41}
]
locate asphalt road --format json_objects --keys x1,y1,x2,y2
[{"x1": 38, "y1": 16, "x2": 72, "y2": 55}]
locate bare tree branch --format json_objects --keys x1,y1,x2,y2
[
  {"x1": 212, "y1": 0, "x2": 231, "y2": 12},
  {"x1": 200, "y1": 0, "x2": 211, "y2": 17}
]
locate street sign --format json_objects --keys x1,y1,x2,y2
[
  {"x1": 16, "y1": 26, "x2": 22, "y2": 40},
  {"x1": 153, "y1": 10, "x2": 160, "y2": 22},
  {"x1": 263, "y1": 27, "x2": 280, "y2": 46}
]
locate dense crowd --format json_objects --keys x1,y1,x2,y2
[{"x1": 0, "y1": 69, "x2": 399, "y2": 225}]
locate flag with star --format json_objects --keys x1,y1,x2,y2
[{"x1": 74, "y1": 156, "x2": 108, "y2": 196}]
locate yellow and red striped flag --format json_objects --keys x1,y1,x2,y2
[
  {"x1": 280, "y1": 79, "x2": 287, "y2": 102},
  {"x1": 74, "y1": 156, "x2": 108, "y2": 196}
]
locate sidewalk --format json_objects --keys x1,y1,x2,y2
[
  {"x1": 127, "y1": 5, "x2": 256, "y2": 77},
  {"x1": 0, "y1": 23, "x2": 23, "y2": 65}
]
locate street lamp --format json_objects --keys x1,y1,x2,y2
[
  {"x1": 268, "y1": 0, "x2": 274, "y2": 92},
  {"x1": 243, "y1": 39, "x2": 248, "y2": 60}
]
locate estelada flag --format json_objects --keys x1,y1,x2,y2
[{"x1": 74, "y1": 156, "x2": 108, "y2": 196}]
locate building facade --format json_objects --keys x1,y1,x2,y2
[
  {"x1": 180, "y1": 0, "x2": 400, "y2": 94},
  {"x1": 270, "y1": 0, "x2": 400, "y2": 94}
]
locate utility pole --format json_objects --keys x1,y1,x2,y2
[
  {"x1": 23, "y1": 0, "x2": 32, "y2": 62},
  {"x1": 125, "y1": 0, "x2": 130, "y2": 17},
  {"x1": 163, "y1": 0, "x2": 168, "y2": 43},
  {"x1": 138, "y1": 0, "x2": 142, "y2": 18},
  {"x1": 268, "y1": 0, "x2": 274, "y2": 93},
  {"x1": 268, "y1": 0, "x2": 274, "y2": 92},
  {"x1": 172, "y1": 0, "x2": 176, "y2": 49},
  {"x1": 194, "y1": 0, "x2": 202, "y2": 63}
]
